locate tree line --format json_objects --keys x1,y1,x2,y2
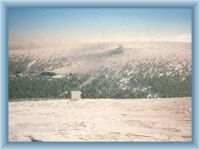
[{"x1": 9, "y1": 73, "x2": 191, "y2": 101}]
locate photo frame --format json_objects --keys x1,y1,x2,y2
[{"x1": 0, "y1": 0, "x2": 199, "y2": 149}]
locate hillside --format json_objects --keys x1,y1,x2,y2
[{"x1": 9, "y1": 41, "x2": 192, "y2": 99}]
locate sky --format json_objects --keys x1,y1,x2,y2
[{"x1": 8, "y1": 8, "x2": 192, "y2": 49}]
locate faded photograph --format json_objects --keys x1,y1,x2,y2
[{"x1": 9, "y1": 8, "x2": 192, "y2": 142}]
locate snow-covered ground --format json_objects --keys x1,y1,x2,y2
[{"x1": 9, "y1": 98, "x2": 191, "y2": 142}]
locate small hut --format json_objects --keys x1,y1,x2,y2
[{"x1": 71, "y1": 91, "x2": 82, "y2": 101}]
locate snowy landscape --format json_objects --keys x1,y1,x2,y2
[
  {"x1": 9, "y1": 98, "x2": 191, "y2": 142},
  {"x1": 8, "y1": 8, "x2": 192, "y2": 142},
  {"x1": 9, "y1": 41, "x2": 192, "y2": 142},
  {"x1": 9, "y1": 41, "x2": 192, "y2": 99}
]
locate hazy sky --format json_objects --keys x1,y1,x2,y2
[{"x1": 9, "y1": 8, "x2": 192, "y2": 49}]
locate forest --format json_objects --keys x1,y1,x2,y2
[{"x1": 9, "y1": 72, "x2": 192, "y2": 101}]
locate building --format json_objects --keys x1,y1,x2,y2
[{"x1": 71, "y1": 91, "x2": 82, "y2": 101}]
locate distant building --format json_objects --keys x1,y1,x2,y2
[{"x1": 71, "y1": 91, "x2": 82, "y2": 101}]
